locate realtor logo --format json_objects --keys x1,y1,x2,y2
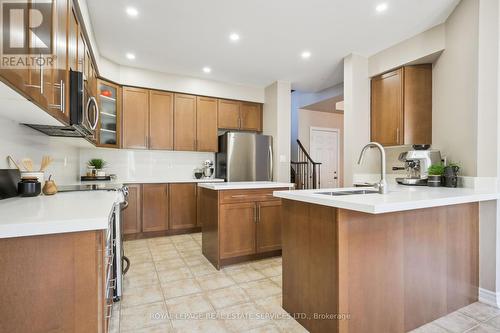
[{"x1": 2, "y1": 1, "x2": 52, "y2": 55}]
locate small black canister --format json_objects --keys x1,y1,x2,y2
[
  {"x1": 18, "y1": 177, "x2": 42, "y2": 197},
  {"x1": 443, "y1": 165, "x2": 460, "y2": 188}
]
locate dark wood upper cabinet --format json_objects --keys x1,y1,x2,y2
[
  {"x1": 142, "y1": 184, "x2": 169, "y2": 232},
  {"x1": 218, "y1": 99, "x2": 240, "y2": 129},
  {"x1": 403, "y1": 65, "x2": 432, "y2": 145},
  {"x1": 196, "y1": 96, "x2": 218, "y2": 152},
  {"x1": 240, "y1": 102, "x2": 262, "y2": 132},
  {"x1": 371, "y1": 68, "x2": 404, "y2": 146},
  {"x1": 371, "y1": 64, "x2": 432, "y2": 146},
  {"x1": 256, "y1": 200, "x2": 282, "y2": 253},
  {"x1": 169, "y1": 183, "x2": 197, "y2": 230},
  {"x1": 122, "y1": 184, "x2": 142, "y2": 235},
  {"x1": 149, "y1": 90, "x2": 174, "y2": 150},
  {"x1": 122, "y1": 87, "x2": 149, "y2": 149},
  {"x1": 174, "y1": 94, "x2": 197, "y2": 151}
]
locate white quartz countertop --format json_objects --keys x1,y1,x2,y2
[
  {"x1": 273, "y1": 185, "x2": 500, "y2": 214},
  {"x1": 0, "y1": 191, "x2": 120, "y2": 239},
  {"x1": 198, "y1": 181, "x2": 295, "y2": 190}
]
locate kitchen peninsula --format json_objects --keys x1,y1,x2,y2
[{"x1": 273, "y1": 185, "x2": 499, "y2": 333}]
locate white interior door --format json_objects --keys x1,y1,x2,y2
[{"x1": 310, "y1": 127, "x2": 339, "y2": 188}]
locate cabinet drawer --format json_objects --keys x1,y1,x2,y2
[{"x1": 220, "y1": 188, "x2": 288, "y2": 204}]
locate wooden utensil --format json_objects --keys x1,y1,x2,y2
[
  {"x1": 22, "y1": 158, "x2": 34, "y2": 172},
  {"x1": 40, "y1": 156, "x2": 53, "y2": 172},
  {"x1": 7, "y1": 156, "x2": 21, "y2": 170}
]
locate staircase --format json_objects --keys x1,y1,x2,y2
[{"x1": 291, "y1": 139, "x2": 322, "y2": 189}]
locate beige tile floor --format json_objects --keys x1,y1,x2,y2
[{"x1": 111, "y1": 233, "x2": 500, "y2": 333}]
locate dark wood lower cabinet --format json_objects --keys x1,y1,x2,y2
[
  {"x1": 256, "y1": 200, "x2": 282, "y2": 253},
  {"x1": 220, "y1": 202, "x2": 257, "y2": 259},
  {"x1": 123, "y1": 182, "x2": 199, "y2": 240},
  {"x1": 169, "y1": 183, "x2": 197, "y2": 230},
  {"x1": 0, "y1": 230, "x2": 106, "y2": 333},
  {"x1": 201, "y1": 187, "x2": 288, "y2": 269},
  {"x1": 142, "y1": 184, "x2": 169, "y2": 232},
  {"x1": 122, "y1": 184, "x2": 142, "y2": 235}
]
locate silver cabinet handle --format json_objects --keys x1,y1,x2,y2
[
  {"x1": 396, "y1": 128, "x2": 400, "y2": 144},
  {"x1": 61, "y1": 80, "x2": 65, "y2": 112},
  {"x1": 48, "y1": 80, "x2": 65, "y2": 112},
  {"x1": 268, "y1": 145, "x2": 273, "y2": 181},
  {"x1": 257, "y1": 204, "x2": 261, "y2": 223},
  {"x1": 230, "y1": 194, "x2": 247, "y2": 198},
  {"x1": 40, "y1": 59, "x2": 44, "y2": 95},
  {"x1": 253, "y1": 204, "x2": 257, "y2": 223}
]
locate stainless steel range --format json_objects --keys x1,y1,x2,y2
[{"x1": 58, "y1": 183, "x2": 129, "y2": 302}]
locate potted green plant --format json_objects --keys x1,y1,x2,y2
[
  {"x1": 88, "y1": 158, "x2": 107, "y2": 177},
  {"x1": 427, "y1": 163, "x2": 444, "y2": 187}
]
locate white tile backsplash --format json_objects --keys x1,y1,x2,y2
[
  {"x1": 79, "y1": 148, "x2": 215, "y2": 182},
  {"x1": 0, "y1": 116, "x2": 80, "y2": 184}
]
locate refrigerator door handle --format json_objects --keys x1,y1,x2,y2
[{"x1": 268, "y1": 145, "x2": 273, "y2": 181}]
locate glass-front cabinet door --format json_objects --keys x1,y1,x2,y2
[{"x1": 97, "y1": 80, "x2": 121, "y2": 148}]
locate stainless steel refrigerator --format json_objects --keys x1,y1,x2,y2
[{"x1": 216, "y1": 132, "x2": 273, "y2": 181}]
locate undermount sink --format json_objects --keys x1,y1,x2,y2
[{"x1": 315, "y1": 189, "x2": 379, "y2": 196}]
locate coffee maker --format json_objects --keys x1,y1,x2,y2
[{"x1": 396, "y1": 146, "x2": 442, "y2": 186}]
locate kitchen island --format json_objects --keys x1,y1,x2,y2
[
  {"x1": 198, "y1": 181, "x2": 293, "y2": 268},
  {"x1": 273, "y1": 185, "x2": 499, "y2": 333}
]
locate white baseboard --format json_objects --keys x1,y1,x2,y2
[{"x1": 479, "y1": 288, "x2": 500, "y2": 308}]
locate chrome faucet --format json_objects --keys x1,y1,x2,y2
[{"x1": 357, "y1": 142, "x2": 388, "y2": 194}]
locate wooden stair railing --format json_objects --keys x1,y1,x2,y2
[{"x1": 290, "y1": 139, "x2": 321, "y2": 189}]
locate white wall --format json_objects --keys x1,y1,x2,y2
[
  {"x1": 298, "y1": 109, "x2": 344, "y2": 186},
  {"x1": 263, "y1": 81, "x2": 291, "y2": 182},
  {"x1": 343, "y1": 54, "x2": 372, "y2": 186},
  {"x1": 368, "y1": 24, "x2": 446, "y2": 76},
  {"x1": 291, "y1": 83, "x2": 344, "y2": 161},
  {"x1": 0, "y1": 117, "x2": 80, "y2": 184},
  {"x1": 79, "y1": 148, "x2": 214, "y2": 182},
  {"x1": 433, "y1": 0, "x2": 480, "y2": 177}
]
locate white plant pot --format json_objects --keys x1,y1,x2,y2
[{"x1": 96, "y1": 170, "x2": 106, "y2": 177}]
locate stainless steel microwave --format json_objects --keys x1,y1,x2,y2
[{"x1": 24, "y1": 70, "x2": 99, "y2": 138}]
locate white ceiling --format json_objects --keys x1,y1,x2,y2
[{"x1": 85, "y1": 0, "x2": 459, "y2": 92}]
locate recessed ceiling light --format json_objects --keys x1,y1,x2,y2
[
  {"x1": 301, "y1": 51, "x2": 312, "y2": 59},
  {"x1": 126, "y1": 53, "x2": 135, "y2": 60},
  {"x1": 202, "y1": 67, "x2": 211, "y2": 73},
  {"x1": 375, "y1": 2, "x2": 388, "y2": 13},
  {"x1": 126, "y1": 7, "x2": 139, "y2": 17},
  {"x1": 229, "y1": 33, "x2": 240, "y2": 42}
]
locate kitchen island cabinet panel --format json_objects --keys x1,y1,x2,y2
[
  {"x1": 256, "y1": 200, "x2": 282, "y2": 253},
  {"x1": 220, "y1": 202, "x2": 257, "y2": 259},
  {"x1": 200, "y1": 187, "x2": 288, "y2": 269}
]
